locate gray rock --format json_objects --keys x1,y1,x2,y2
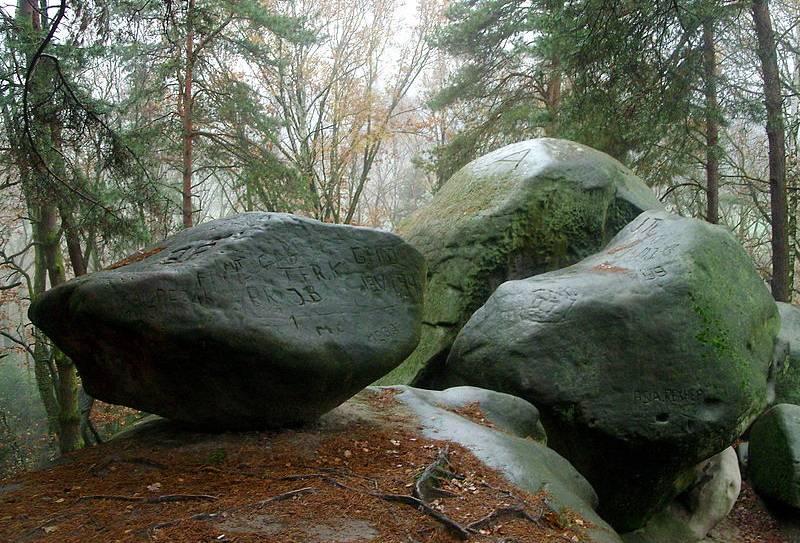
[
  {"x1": 378, "y1": 138, "x2": 662, "y2": 385},
  {"x1": 401, "y1": 385, "x2": 547, "y2": 443},
  {"x1": 774, "y1": 303, "x2": 800, "y2": 405},
  {"x1": 392, "y1": 386, "x2": 622, "y2": 543},
  {"x1": 29, "y1": 213, "x2": 425, "y2": 429},
  {"x1": 623, "y1": 447, "x2": 741, "y2": 543},
  {"x1": 444, "y1": 210, "x2": 779, "y2": 530},
  {"x1": 749, "y1": 403, "x2": 800, "y2": 508}
]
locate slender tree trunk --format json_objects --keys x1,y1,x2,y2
[
  {"x1": 18, "y1": 0, "x2": 82, "y2": 453},
  {"x1": 752, "y1": 0, "x2": 790, "y2": 302},
  {"x1": 543, "y1": 0, "x2": 562, "y2": 137},
  {"x1": 703, "y1": 20, "x2": 720, "y2": 224},
  {"x1": 181, "y1": 0, "x2": 195, "y2": 228},
  {"x1": 59, "y1": 207, "x2": 87, "y2": 277},
  {"x1": 30, "y1": 213, "x2": 59, "y2": 435},
  {"x1": 788, "y1": 21, "x2": 800, "y2": 300},
  {"x1": 39, "y1": 204, "x2": 82, "y2": 453}
]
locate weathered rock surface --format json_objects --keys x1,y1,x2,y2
[
  {"x1": 393, "y1": 386, "x2": 622, "y2": 543},
  {"x1": 444, "y1": 210, "x2": 779, "y2": 530},
  {"x1": 28, "y1": 213, "x2": 425, "y2": 429},
  {"x1": 623, "y1": 447, "x2": 741, "y2": 543},
  {"x1": 749, "y1": 403, "x2": 800, "y2": 508},
  {"x1": 774, "y1": 302, "x2": 800, "y2": 405},
  {"x1": 399, "y1": 385, "x2": 548, "y2": 444},
  {"x1": 378, "y1": 138, "x2": 662, "y2": 385}
]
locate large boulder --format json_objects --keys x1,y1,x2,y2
[
  {"x1": 774, "y1": 302, "x2": 800, "y2": 405},
  {"x1": 749, "y1": 403, "x2": 800, "y2": 508},
  {"x1": 444, "y1": 210, "x2": 780, "y2": 530},
  {"x1": 623, "y1": 447, "x2": 741, "y2": 543},
  {"x1": 378, "y1": 138, "x2": 662, "y2": 385},
  {"x1": 28, "y1": 213, "x2": 425, "y2": 429}
]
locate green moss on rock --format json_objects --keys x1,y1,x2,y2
[{"x1": 379, "y1": 138, "x2": 662, "y2": 386}]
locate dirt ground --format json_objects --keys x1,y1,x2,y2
[
  {"x1": 2, "y1": 389, "x2": 798, "y2": 543},
  {"x1": 0, "y1": 391, "x2": 590, "y2": 543},
  {"x1": 703, "y1": 481, "x2": 800, "y2": 543}
]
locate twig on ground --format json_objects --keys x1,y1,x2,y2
[
  {"x1": 376, "y1": 492, "x2": 471, "y2": 540},
  {"x1": 466, "y1": 505, "x2": 543, "y2": 532},
  {"x1": 414, "y1": 446, "x2": 459, "y2": 502},
  {"x1": 79, "y1": 494, "x2": 217, "y2": 503},
  {"x1": 147, "y1": 487, "x2": 317, "y2": 535},
  {"x1": 87, "y1": 456, "x2": 167, "y2": 475},
  {"x1": 275, "y1": 471, "x2": 470, "y2": 540}
]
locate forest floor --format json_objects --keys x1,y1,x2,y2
[
  {"x1": 0, "y1": 391, "x2": 590, "y2": 543},
  {"x1": 703, "y1": 481, "x2": 799, "y2": 543},
  {"x1": 0, "y1": 390, "x2": 797, "y2": 543}
]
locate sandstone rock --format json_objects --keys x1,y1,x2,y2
[
  {"x1": 399, "y1": 385, "x2": 547, "y2": 443},
  {"x1": 444, "y1": 210, "x2": 779, "y2": 530},
  {"x1": 393, "y1": 386, "x2": 621, "y2": 543},
  {"x1": 749, "y1": 403, "x2": 800, "y2": 508},
  {"x1": 774, "y1": 302, "x2": 800, "y2": 405},
  {"x1": 623, "y1": 447, "x2": 741, "y2": 543},
  {"x1": 28, "y1": 213, "x2": 425, "y2": 429},
  {"x1": 378, "y1": 138, "x2": 662, "y2": 385}
]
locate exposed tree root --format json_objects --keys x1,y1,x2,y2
[
  {"x1": 148, "y1": 486, "x2": 318, "y2": 535},
  {"x1": 79, "y1": 493, "x2": 217, "y2": 503},
  {"x1": 414, "y1": 446, "x2": 460, "y2": 502}
]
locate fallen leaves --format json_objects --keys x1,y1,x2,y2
[{"x1": 0, "y1": 392, "x2": 590, "y2": 543}]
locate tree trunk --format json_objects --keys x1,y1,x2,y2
[
  {"x1": 752, "y1": 0, "x2": 790, "y2": 302},
  {"x1": 703, "y1": 20, "x2": 720, "y2": 225},
  {"x1": 543, "y1": 0, "x2": 562, "y2": 137},
  {"x1": 181, "y1": 0, "x2": 195, "y2": 228},
  {"x1": 39, "y1": 205, "x2": 82, "y2": 452},
  {"x1": 30, "y1": 215, "x2": 59, "y2": 435},
  {"x1": 18, "y1": 0, "x2": 83, "y2": 453},
  {"x1": 59, "y1": 207, "x2": 87, "y2": 277}
]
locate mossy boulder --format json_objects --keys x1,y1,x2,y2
[
  {"x1": 378, "y1": 138, "x2": 662, "y2": 385},
  {"x1": 443, "y1": 210, "x2": 779, "y2": 531},
  {"x1": 749, "y1": 404, "x2": 800, "y2": 508},
  {"x1": 774, "y1": 302, "x2": 800, "y2": 405},
  {"x1": 29, "y1": 213, "x2": 425, "y2": 429}
]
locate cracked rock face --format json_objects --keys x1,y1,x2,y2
[
  {"x1": 443, "y1": 210, "x2": 779, "y2": 531},
  {"x1": 29, "y1": 213, "x2": 426, "y2": 429},
  {"x1": 379, "y1": 138, "x2": 662, "y2": 386}
]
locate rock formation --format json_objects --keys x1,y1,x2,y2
[
  {"x1": 379, "y1": 138, "x2": 662, "y2": 385},
  {"x1": 444, "y1": 210, "x2": 779, "y2": 530},
  {"x1": 29, "y1": 213, "x2": 426, "y2": 429}
]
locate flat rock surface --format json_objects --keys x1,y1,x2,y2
[
  {"x1": 444, "y1": 210, "x2": 779, "y2": 530},
  {"x1": 0, "y1": 387, "x2": 619, "y2": 543},
  {"x1": 29, "y1": 213, "x2": 425, "y2": 429},
  {"x1": 380, "y1": 138, "x2": 662, "y2": 385}
]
